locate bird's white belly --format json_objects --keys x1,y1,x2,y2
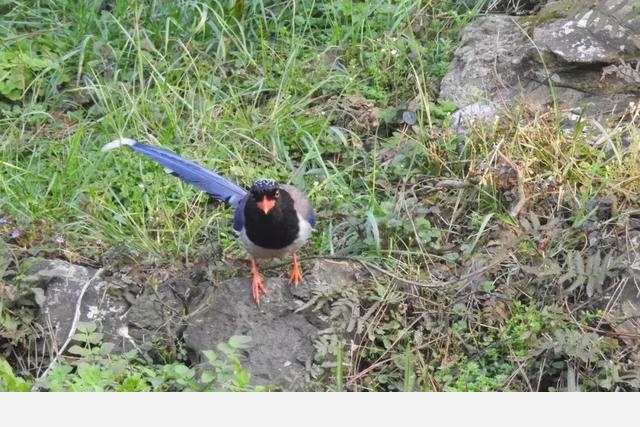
[{"x1": 239, "y1": 214, "x2": 313, "y2": 259}]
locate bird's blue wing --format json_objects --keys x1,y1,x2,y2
[
  {"x1": 232, "y1": 196, "x2": 247, "y2": 232},
  {"x1": 103, "y1": 138, "x2": 247, "y2": 207}
]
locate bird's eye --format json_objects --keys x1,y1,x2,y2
[{"x1": 274, "y1": 190, "x2": 280, "y2": 199}]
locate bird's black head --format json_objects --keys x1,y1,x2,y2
[
  {"x1": 244, "y1": 179, "x2": 299, "y2": 249},
  {"x1": 249, "y1": 179, "x2": 280, "y2": 214}
]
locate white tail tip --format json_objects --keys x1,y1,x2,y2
[{"x1": 102, "y1": 137, "x2": 138, "y2": 152}]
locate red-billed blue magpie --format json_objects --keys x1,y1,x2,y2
[{"x1": 102, "y1": 138, "x2": 315, "y2": 303}]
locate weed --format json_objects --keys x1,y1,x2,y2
[{"x1": 28, "y1": 322, "x2": 269, "y2": 392}]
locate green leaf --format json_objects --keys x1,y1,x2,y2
[
  {"x1": 217, "y1": 342, "x2": 234, "y2": 356},
  {"x1": 100, "y1": 342, "x2": 115, "y2": 355},
  {"x1": 76, "y1": 322, "x2": 97, "y2": 334},
  {"x1": 201, "y1": 371, "x2": 215, "y2": 383},
  {"x1": 366, "y1": 210, "x2": 381, "y2": 253},
  {"x1": 0, "y1": 359, "x2": 31, "y2": 391},
  {"x1": 20, "y1": 55, "x2": 52, "y2": 70},
  {"x1": 228, "y1": 335, "x2": 252, "y2": 349},
  {"x1": 482, "y1": 281, "x2": 495, "y2": 293},
  {"x1": 86, "y1": 332, "x2": 104, "y2": 344},
  {"x1": 202, "y1": 350, "x2": 218, "y2": 364},
  {"x1": 67, "y1": 345, "x2": 90, "y2": 357},
  {"x1": 172, "y1": 364, "x2": 194, "y2": 380},
  {"x1": 328, "y1": 126, "x2": 348, "y2": 146}
]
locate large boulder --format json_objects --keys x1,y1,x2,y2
[
  {"x1": 533, "y1": 1, "x2": 640, "y2": 64},
  {"x1": 439, "y1": 15, "x2": 535, "y2": 109},
  {"x1": 439, "y1": 1, "x2": 640, "y2": 132},
  {"x1": 30, "y1": 258, "x2": 361, "y2": 391}
]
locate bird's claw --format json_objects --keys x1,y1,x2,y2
[
  {"x1": 252, "y1": 275, "x2": 267, "y2": 304},
  {"x1": 289, "y1": 253, "x2": 303, "y2": 287},
  {"x1": 251, "y1": 258, "x2": 267, "y2": 304},
  {"x1": 289, "y1": 268, "x2": 303, "y2": 286}
]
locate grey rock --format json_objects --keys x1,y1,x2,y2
[
  {"x1": 439, "y1": 2, "x2": 640, "y2": 132},
  {"x1": 30, "y1": 259, "x2": 128, "y2": 352},
  {"x1": 183, "y1": 278, "x2": 317, "y2": 390},
  {"x1": 32, "y1": 257, "x2": 361, "y2": 391},
  {"x1": 127, "y1": 271, "x2": 209, "y2": 358},
  {"x1": 522, "y1": 82, "x2": 590, "y2": 111},
  {"x1": 534, "y1": 1, "x2": 640, "y2": 64},
  {"x1": 575, "y1": 93, "x2": 637, "y2": 121},
  {"x1": 183, "y1": 259, "x2": 360, "y2": 391},
  {"x1": 439, "y1": 15, "x2": 534, "y2": 109},
  {"x1": 450, "y1": 100, "x2": 499, "y2": 134}
]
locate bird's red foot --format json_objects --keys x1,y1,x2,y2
[
  {"x1": 289, "y1": 252, "x2": 303, "y2": 286},
  {"x1": 251, "y1": 258, "x2": 267, "y2": 304}
]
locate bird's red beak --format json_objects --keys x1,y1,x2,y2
[{"x1": 257, "y1": 196, "x2": 276, "y2": 214}]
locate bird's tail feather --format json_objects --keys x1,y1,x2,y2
[{"x1": 103, "y1": 138, "x2": 247, "y2": 206}]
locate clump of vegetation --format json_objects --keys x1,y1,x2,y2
[{"x1": 0, "y1": 321, "x2": 266, "y2": 392}]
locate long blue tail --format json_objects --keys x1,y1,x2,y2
[{"x1": 103, "y1": 138, "x2": 247, "y2": 207}]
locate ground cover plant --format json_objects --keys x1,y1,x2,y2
[{"x1": 1, "y1": 0, "x2": 639, "y2": 391}]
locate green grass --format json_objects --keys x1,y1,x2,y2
[
  {"x1": 2, "y1": 0, "x2": 640, "y2": 391},
  {"x1": 1, "y1": 0, "x2": 475, "y2": 263}
]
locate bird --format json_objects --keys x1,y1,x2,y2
[{"x1": 102, "y1": 137, "x2": 315, "y2": 304}]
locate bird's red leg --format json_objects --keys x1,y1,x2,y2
[
  {"x1": 289, "y1": 252, "x2": 303, "y2": 286},
  {"x1": 251, "y1": 258, "x2": 267, "y2": 303}
]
